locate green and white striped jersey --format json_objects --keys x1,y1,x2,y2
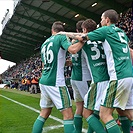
[
  {"x1": 82, "y1": 41, "x2": 109, "y2": 83},
  {"x1": 88, "y1": 24, "x2": 132, "y2": 80},
  {"x1": 71, "y1": 49, "x2": 91, "y2": 81},
  {"x1": 39, "y1": 34, "x2": 71, "y2": 86}
]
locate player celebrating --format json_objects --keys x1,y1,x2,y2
[
  {"x1": 32, "y1": 21, "x2": 84, "y2": 133},
  {"x1": 60, "y1": 9, "x2": 133, "y2": 133},
  {"x1": 71, "y1": 20, "x2": 92, "y2": 133}
]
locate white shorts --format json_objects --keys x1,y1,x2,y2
[
  {"x1": 84, "y1": 81, "x2": 109, "y2": 111},
  {"x1": 71, "y1": 80, "x2": 91, "y2": 102},
  {"x1": 101, "y1": 78, "x2": 133, "y2": 110},
  {"x1": 39, "y1": 84, "x2": 72, "y2": 110}
]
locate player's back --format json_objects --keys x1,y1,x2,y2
[
  {"x1": 71, "y1": 49, "x2": 91, "y2": 81},
  {"x1": 82, "y1": 40, "x2": 109, "y2": 83},
  {"x1": 88, "y1": 25, "x2": 133, "y2": 80},
  {"x1": 102, "y1": 25, "x2": 132, "y2": 80},
  {"x1": 39, "y1": 34, "x2": 69, "y2": 86}
]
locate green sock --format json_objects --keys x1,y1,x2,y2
[
  {"x1": 32, "y1": 115, "x2": 46, "y2": 133},
  {"x1": 86, "y1": 114, "x2": 106, "y2": 133},
  {"x1": 64, "y1": 119, "x2": 75, "y2": 133},
  {"x1": 93, "y1": 110, "x2": 100, "y2": 119},
  {"x1": 74, "y1": 114, "x2": 82, "y2": 133},
  {"x1": 87, "y1": 111, "x2": 100, "y2": 133},
  {"x1": 106, "y1": 119, "x2": 121, "y2": 133},
  {"x1": 87, "y1": 126, "x2": 93, "y2": 133},
  {"x1": 119, "y1": 116, "x2": 131, "y2": 133}
]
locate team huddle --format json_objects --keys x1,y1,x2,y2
[{"x1": 32, "y1": 9, "x2": 133, "y2": 133}]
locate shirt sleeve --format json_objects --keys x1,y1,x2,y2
[
  {"x1": 60, "y1": 35, "x2": 71, "y2": 50},
  {"x1": 87, "y1": 26, "x2": 107, "y2": 42}
]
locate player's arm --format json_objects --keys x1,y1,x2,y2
[
  {"x1": 68, "y1": 41, "x2": 84, "y2": 54},
  {"x1": 58, "y1": 31, "x2": 82, "y2": 36},
  {"x1": 58, "y1": 31, "x2": 88, "y2": 41}
]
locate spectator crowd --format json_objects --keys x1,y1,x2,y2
[{"x1": 0, "y1": 8, "x2": 132, "y2": 96}]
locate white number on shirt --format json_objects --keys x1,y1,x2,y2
[
  {"x1": 91, "y1": 46, "x2": 100, "y2": 60},
  {"x1": 91, "y1": 45, "x2": 105, "y2": 60},
  {"x1": 42, "y1": 42, "x2": 54, "y2": 64},
  {"x1": 118, "y1": 32, "x2": 127, "y2": 44}
]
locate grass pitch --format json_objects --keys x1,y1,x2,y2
[
  {"x1": 0, "y1": 89, "x2": 65, "y2": 133},
  {"x1": 0, "y1": 88, "x2": 118, "y2": 133}
]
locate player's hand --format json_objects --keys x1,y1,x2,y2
[{"x1": 75, "y1": 35, "x2": 83, "y2": 41}]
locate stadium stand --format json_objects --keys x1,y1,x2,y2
[
  {"x1": 0, "y1": 0, "x2": 132, "y2": 63},
  {"x1": 116, "y1": 8, "x2": 132, "y2": 40},
  {"x1": 0, "y1": 1, "x2": 132, "y2": 95},
  {"x1": 1, "y1": 8, "x2": 133, "y2": 92},
  {"x1": 0, "y1": 1, "x2": 132, "y2": 132}
]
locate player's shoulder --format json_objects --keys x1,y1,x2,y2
[
  {"x1": 55, "y1": 33, "x2": 66, "y2": 37},
  {"x1": 98, "y1": 26, "x2": 108, "y2": 30},
  {"x1": 91, "y1": 26, "x2": 107, "y2": 34}
]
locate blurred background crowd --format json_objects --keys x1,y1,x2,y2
[{"x1": 0, "y1": 8, "x2": 132, "y2": 96}]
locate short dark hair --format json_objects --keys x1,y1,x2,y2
[
  {"x1": 76, "y1": 20, "x2": 84, "y2": 32},
  {"x1": 52, "y1": 21, "x2": 64, "y2": 32},
  {"x1": 103, "y1": 9, "x2": 118, "y2": 24},
  {"x1": 82, "y1": 19, "x2": 97, "y2": 32}
]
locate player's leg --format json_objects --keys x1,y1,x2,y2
[
  {"x1": 32, "y1": 84, "x2": 53, "y2": 133},
  {"x1": 100, "y1": 78, "x2": 132, "y2": 133},
  {"x1": 61, "y1": 107, "x2": 75, "y2": 133},
  {"x1": 117, "y1": 109, "x2": 132, "y2": 133},
  {"x1": 71, "y1": 80, "x2": 90, "y2": 133},
  {"x1": 74, "y1": 101, "x2": 84, "y2": 133},
  {"x1": 86, "y1": 110, "x2": 100, "y2": 133},
  {"x1": 100, "y1": 80, "x2": 121, "y2": 133},
  {"x1": 55, "y1": 86, "x2": 75, "y2": 133},
  {"x1": 83, "y1": 82, "x2": 107, "y2": 133},
  {"x1": 32, "y1": 108, "x2": 52, "y2": 133},
  {"x1": 117, "y1": 88, "x2": 133, "y2": 133},
  {"x1": 100, "y1": 106, "x2": 121, "y2": 133},
  {"x1": 124, "y1": 82, "x2": 133, "y2": 132}
]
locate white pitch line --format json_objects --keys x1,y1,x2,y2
[
  {"x1": 0, "y1": 94, "x2": 87, "y2": 133},
  {"x1": 43, "y1": 125, "x2": 64, "y2": 132}
]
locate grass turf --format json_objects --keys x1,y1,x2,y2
[
  {"x1": 0, "y1": 88, "x2": 118, "y2": 133},
  {"x1": 0, "y1": 89, "x2": 64, "y2": 133}
]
